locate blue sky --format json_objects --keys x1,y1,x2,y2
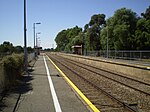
[{"x1": 0, "y1": 0, "x2": 150, "y2": 49}]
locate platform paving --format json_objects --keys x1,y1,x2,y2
[{"x1": 1, "y1": 54, "x2": 89, "y2": 112}]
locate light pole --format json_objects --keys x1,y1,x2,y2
[
  {"x1": 24, "y1": 0, "x2": 27, "y2": 72},
  {"x1": 107, "y1": 27, "x2": 109, "y2": 58},
  {"x1": 33, "y1": 23, "x2": 41, "y2": 48},
  {"x1": 37, "y1": 38, "x2": 41, "y2": 47},
  {"x1": 35, "y1": 32, "x2": 41, "y2": 55},
  {"x1": 84, "y1": 33, "x2": 87, "y2": 56},
  {"x1": 36, "y1": 32, "x2": 41, "y2": 47}
]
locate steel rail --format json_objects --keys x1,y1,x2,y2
[
  {"x1": 57, "y1": 55, "x2": 150, "y2": 96},
  {"x1": 48, "y1": 55, "x2": 138, "y2": 112},
  {"x1": 64, "y1": 56, "x2": 150, "y2": 86}
]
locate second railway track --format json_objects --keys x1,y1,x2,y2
[
  {"x1": 47, "y1": 53, "x2": 150, "y2": 112},
  {"x1": 60, "y1": 55, "x2": 150, "y2": 96}
]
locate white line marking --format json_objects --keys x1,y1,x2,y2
[{"x1": 43, "y1": 56, "x2": 62, "y2": 112}]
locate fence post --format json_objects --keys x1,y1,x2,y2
[
  {"x1": 140, "y1": 51, "x2": 142, "y2": 59},
  {"x1": 115, "y1": 50, "x2": 116, "y2": 59}
]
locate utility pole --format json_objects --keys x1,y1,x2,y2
[{"x1": 24, "y1": 0, "x2": 28, "y2": 72}]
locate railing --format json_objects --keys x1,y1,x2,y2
[
  {"x1": 86, "y1": 50, "x2": 150, "y2": 60},
  {"x1": 61, "y1": 50, "x2": 150, "y2": 60},
  {"x1": 28, "y1": 52, "x2": 35, "y2": 62}
]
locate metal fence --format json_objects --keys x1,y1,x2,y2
[
  {"x1": 61, "y1": 50, "x2": 150, "y2": 60},
  {"x1": 28, "y1": 52, "x2": 35, "y2": 62},
  {"x1": 86, "y1": 50, "x2": 150, "y2": 60}
]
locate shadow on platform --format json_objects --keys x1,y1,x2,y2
[{"x1": 0, "y1": 72, "x2": 34, "y2": 111}]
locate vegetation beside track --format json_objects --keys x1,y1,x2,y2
[{"x1": 0, "y1": 54, "x2": 24, "y2": 96}]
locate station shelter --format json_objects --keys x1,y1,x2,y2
[
  {"x1": 35, "y1": 46, "x2": 42, "y2": 55},
  {"x1": 71, "y1": 45, "x2": 83, "y2": 55}
]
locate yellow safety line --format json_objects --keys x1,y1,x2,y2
[{"x1": 46, "y1": 55, "x2": 100, "y2": 112}]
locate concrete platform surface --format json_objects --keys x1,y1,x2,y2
[{"x1": 14, "y1": 55, "x2": 89, "y2": 112}]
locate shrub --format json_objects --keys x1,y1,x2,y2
[{"x1": 2, "y1": 54, "x2": 24, "y2": 86}]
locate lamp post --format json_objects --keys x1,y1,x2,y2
[
  {"x1": 84, "y1": 33, "x2": 87, "y2": 56},
  {"x1": 24, "y1": 0, "x2": 27, "y2": 72},
  {"x1": 107, "y1": 27, "x2": 109, "y2": 58},
  {"x1": 35, "y1": 32, "x2": 41, "y2": 55},
  {"x1": 33, "y1": 22, "x2": 41, "y2": 48},
  {"x1": 37, "y1": 38, "x2": 41, "y2": 47},
  {"x1": 36, "y1": 32, "x2": 41, "y2": 47}
]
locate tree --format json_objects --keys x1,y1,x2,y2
[
  {"x1": 86, "y1": 14, "x2": 106, "y2": 51},
  {"x1": 0, "y1": 41, "x2": 34, "y2": 54},
  {"x1": 71, "y1": 32, "x2": 84, "y2": 46},
  {"x1": 141, "y1": 6, "x2": 150, "y2": 20},
  {"x1": 54, "y1": 7, "x2": 150, "y2": 51},
  {"x1": 55, "y1": 30, "x2": 69, "y2": 51},
  {"x1": 27, "y1": 47, "x2": 34, "y2": 53},
  {"x1": 134, "y1": 6, "x2": 150, "y2": 50},
  {"x1": 14, "y1": 46, "x2": 23, "y2": 53},
  {"x1": 84, "y1": 24, "x2": 89, "y2": 32},
  {"x1": 0, "y1": 41, "x2": 14, "y2": 53},
  {"x1": 100, "y1": 8, "x2": 138, "y2": 50},
  {"x1": 65, "y1": 26, "x2": 82, "y2": 51},
  {"x1": 55, "y1": 26, "x2": 82, "y2": 52}
]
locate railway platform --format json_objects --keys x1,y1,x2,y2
[{"x1": 1, "y1": 54, "x2": 92, "y2": 112}]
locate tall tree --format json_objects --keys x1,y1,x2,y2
[
  {"x1": 55, "y1": 26, "x2": 82, "y2": 51},
  {"x1": 141, "y1": 6, "x2": 150, "y2": 20},
  {"x1": 0, "y1": 41, "x2": 14, "y2": 53},
  {"x1": 100, "y1": 8, "x2": 138, "y2": 50},
  {"x1": 65, "y1": 26, "x2": 82, "y2": 51},
  {"x1": 86, "y1": 14, "x2": 106, "y2": 51},
  {"x1": 14, "y1": 46, "x2": 23, "y2": 53},
  {"x1": 55, "y1": 7, "x2": 150, "y2": 51},
  {"x1": 134, "y1": 6, "x2": 150, "y2": 50},
  {"x1": 55, "y1": 30, "x2": 69, "y2": 51}
]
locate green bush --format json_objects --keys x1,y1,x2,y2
[
  {"x1": 2, "y1": 54, "x2": 24, "y2": 86},
  {"x1": 12, "y1": 54, "x2": 24, "y2": 76}
]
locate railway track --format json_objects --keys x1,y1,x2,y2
[
  {"x1": 59, "y1": 56, "x2": 150, "y2": 96},
  {"x1": 47, "y1": 54, "x2": 150, "y2": 112}
]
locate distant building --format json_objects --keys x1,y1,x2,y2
[
  {"x1": 35, "y1": 46, "x2": 42, "y2": 55},
  {"x1": 71, "y1": 45, "x2": 83, "y2": 55}
]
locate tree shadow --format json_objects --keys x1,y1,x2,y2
[
  {"x1": 28, "y1": 68, "x2": 34, "y2": 73},
  {"x1": 0, "y1": 58, "x2": 37, "y2": 111},
  {"x1": 0, "y1": 91, "x2": 8, "y2": 111},
  {"x1": 0, "y1": 75, "x2": 34, "y2": 111},
  {"x1": 0, "y1": 100, "x2": 7, "y2": 111},
  {"x1": 14, "y1": 75, "x2": 33, "y2": 94}
]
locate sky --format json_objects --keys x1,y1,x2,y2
[{"x1": 0, "y1": 0, "x2": 150, "y2": 49}]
